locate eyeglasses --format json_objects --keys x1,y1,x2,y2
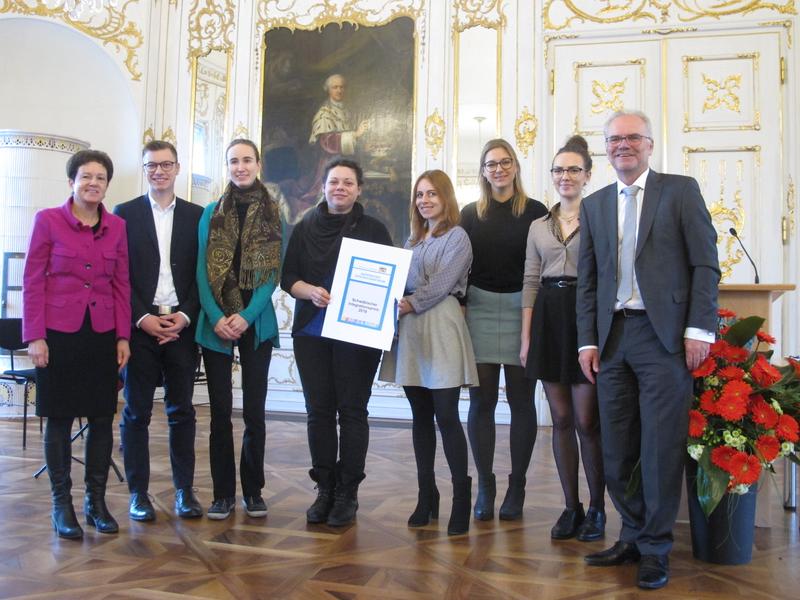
[
  {"x1": 550, "y1": 166, "x2": 585, "y2": 177},
  {"x1": 143, "y1": 161, "x2": 177, "y2": 173},
  {"x1": 483, "y1": 158, "x2": 514, "y2": 172},
  {"x1": 605, "y1": 134, "x2": 652, "y2": 147}
]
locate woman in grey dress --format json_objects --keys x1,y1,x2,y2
[
  {"x1": 521, "y1": 135, "x2": 605, "y2": 541},
  {"x1": 380, "y1": 170, "x2": 478, "y2": 535}
]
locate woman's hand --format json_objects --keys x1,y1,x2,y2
[
  {"x1": 309, "y1": 286, "x2": 331, "y2": 308},
  {"x1": 226, "y1": 313, "x2": 249, "y2": 337},
  {"x1": 28, "y1": 339, "x2": 49, "y2": 368},
  {"x1": 397, "y1": 297, "x2": 414, "y2": 317},
  {"x1": 214, "y1": 316, "x2": 239, "y2": 340},
  {"x1": 519, "y1": 336, "x2": 529, "y2": 368},
  {"x1": 117, "y1": 339, "x2": 130, "y2": 372}
]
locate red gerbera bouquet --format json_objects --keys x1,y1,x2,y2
[{"x1": 688, "y1": 308, "x2": 800, "y2": 516}]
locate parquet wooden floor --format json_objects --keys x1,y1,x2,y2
[{"x1": 0, "y1": 405, "x2": 798, "y2": 599}]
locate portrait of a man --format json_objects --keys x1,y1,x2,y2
[{"x1": 261, "y1": 18, "x2": 414, "y2": 243}]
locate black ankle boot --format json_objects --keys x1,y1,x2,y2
[
  {"x1": 499, "y1": 474, "x2": 526, "y2": 520},
  {"x1": 448, "y1": 476, "x2": 472, "y2": 535},
  {"x1": 45, "y1": 425, "x2": 83, "y2": 540},
  {"x1": 83, "y1": 422, "x2": 118, "y2": 534},
  {"x1": 327, "y1": 486, "x2": 358, "y2": 527},
  {"x1": 473, "y1": 473, "x2": 496, "y2": 521},
  {"x1": 408, "y1": 475, "x2": 440, "y2": 527},
  {"x1": 307, "y1": 486, "x2": 335, "y2": 524}
]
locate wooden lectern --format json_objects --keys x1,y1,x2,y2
[
  {"x1": 718, "y1": 284, "x2": 795, "y2": 334},
  {"x1": 679, "y1": 283, "x2": 796, "y2": 527}
]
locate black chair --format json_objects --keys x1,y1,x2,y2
[{"x1": 0, "y1": 318, "x2": 39, "y2": 449}]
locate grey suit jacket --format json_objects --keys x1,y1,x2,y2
[
  {"x1": 114, "y1": 195, "x2": 204, "y2": 327},
  {"x1": 576, "y1": 170, "x2": 720, "y2": 355}
]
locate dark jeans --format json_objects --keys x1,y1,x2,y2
[
  {"x1": 203, "y1": 327, "x2": 273, "y2": 499},
  {"x1": 293, "y1": 336, "x2": 381, "y2": 489},
  {"x1": 120, "y1": 327, "x2": 197, "y2": 493}
]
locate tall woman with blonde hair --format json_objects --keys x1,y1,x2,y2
[
  {"x1": 380, "y1": 170, "x2": 478, "y2": 535},
  {"x1": 461, "y1": 139, "x2": 547, "y2": 520}
]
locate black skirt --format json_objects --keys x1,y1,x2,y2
[
  {"x1": 35, "y1": 311, "x2": 119, "y2": 418},
  {"x1": 525, "y1": 284, "x2": 588, "y2": 385}
]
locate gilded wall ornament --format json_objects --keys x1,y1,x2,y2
[
  {"x1": 0, "y1": 0, "x2": 144, "y2": 80},
  {"x1": 453, "y1": 0, "x2": 506, "y2": 33},
  {"x1": 425, "y1": 109, "x2": 445, "y2": 159},
  {"x1": 514, "y1": 108, "x2": 538, "y2": 158},
  {"x1": 590, "y1": 79, "x2": 627, "y2": 114},
  {"x1": 233, "y1": 122, "x2": 249, "y2": 139},
  {"x1": 256, "y1": 0, "x2": 423, "y2": 32},
  {"x1": 142, "y1": 126, "x2": 176, "y2": 145},
  {"x1": 543, "y1": 1, "x2": 796, "y2": 31},
  {"x1": 188, "y1": 0, "x2": 235, "y2": 62},
  {"x1": 785, "y1": 175, "x2": 796, "y2": 240},
  {"x1": 0, "y1": 130, "x2": 88, "y2": 153},
  {"x1": 702, "y1": 73, "x2": 742, "y2": 113}
]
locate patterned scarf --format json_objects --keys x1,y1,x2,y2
[{"x1": 206, "y1": 180, "x2": 281, "y2": 315}]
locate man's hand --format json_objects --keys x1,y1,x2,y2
[
  {"x1": 685, "y1": 338, "x2": 711, "y2": 371},
  {"x1": 140, "y1": 314, "x2": 180, "y2": 344},
  {"x1": 578, "y1": 348, "x2": 600, "y2": 384}
]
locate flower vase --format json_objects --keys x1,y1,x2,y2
[{"x1": 686, "y1": 461, "x2": 758, "y2": 565}]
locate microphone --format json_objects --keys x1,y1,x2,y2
[{"x1": 729, "y1": 227, "x2": 760, "y2": 284}]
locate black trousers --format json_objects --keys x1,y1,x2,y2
[
  {"x1": 293, "y1": 336, "x2": 381, "y2": 489},
  {"x1": 203, "y1": 327, "x2": 273, "y2": 499},
  {"x1": 598, "y1": 313, "x2": 691, "y2": 556},
  {"x1": 120, "y1": 327, "x2": 197, "y2": 493}
]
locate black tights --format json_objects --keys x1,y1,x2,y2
[
  {"x1": 542, "y1": 381, "x2": 605, "y2": 510},
  {"x1": 467, "y1": 364, "x2": 536, "y2": 480},
  {"x1": 404, "y1": 386, "x2": 468, "y2": 484}
]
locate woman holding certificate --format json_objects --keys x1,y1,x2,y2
[
  {"x1": 379, "y1": 170, "x2": 478, "y2": 536},
  {"x1": 196, "y1": 139, "x2": 282, "y2": 521},
  {"x1": 460, "y1": 138, "x2": 547, "y2": 521},
  {"x1": 281, "y1": 158, "x2": 393, "y2": 528},
  {"x1": 520, "y1": 135, "x2": 605, "y2": 541}
]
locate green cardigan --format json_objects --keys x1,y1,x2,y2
[{"x1": 195, "y1": 201, "x2": 280, "y2": 354}]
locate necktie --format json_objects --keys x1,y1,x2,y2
[{"x1": 617, "y1": 185, "x2": 639, "y2": 304}]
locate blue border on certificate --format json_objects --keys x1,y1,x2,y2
[{"x1": 336, "y1": 256, "x2": 396, "y2": 331}]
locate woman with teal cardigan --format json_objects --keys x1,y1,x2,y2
[{"x1": 196, "y1": 139, "x2": 281, "y2": 520}]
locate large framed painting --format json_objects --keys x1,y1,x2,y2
[{"x1": 261, "y1": 17, "x2": 415, "y2": 245}]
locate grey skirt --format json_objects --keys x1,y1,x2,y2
[
  {"x1": 465, "y1": 285, "x2": 523, "y2": 365},
  {"x1": 379, "y1": 296, "x2": 478, "y2": 389}
]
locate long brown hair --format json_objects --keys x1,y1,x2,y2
[
  {"x1": 408, "y1": 170, "x2": 461, "y2": 246},
  {"x1": 476, "y1": 138, "x2": 528, "y2": 220}
]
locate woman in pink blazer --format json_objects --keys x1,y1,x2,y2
[{"x1": 23, "y1": 149, "x2": 131, "y2": 540}]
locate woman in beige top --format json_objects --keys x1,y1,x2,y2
[{"x1": 521, "y1": 135, "x2": 606, "y2": 541}]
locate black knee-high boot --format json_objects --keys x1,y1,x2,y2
[
  {"x1": 45, "y1": 419, "x2": 82, "y2": 539},
  {"x1": 83, "y1": 418, "x2": 118, "y2": 533}
]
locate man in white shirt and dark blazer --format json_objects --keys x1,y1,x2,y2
[
  {"x1": 115, "y1": 141, "x2": 204, "y2": 521},
  {"x1": 576, "y1": 110, "x2": 720, "y2": 589}
]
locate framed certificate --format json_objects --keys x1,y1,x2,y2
[{"x1": 322, "y1": 237, "x2": 412, "y2": 350}]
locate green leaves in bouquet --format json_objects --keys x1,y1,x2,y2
[
  {"x1": 696, "y1": 450, "x2": 730, "y2": 517},
  {"x1": 722, "y1": 315, "x2": 764, "y2": 347}
]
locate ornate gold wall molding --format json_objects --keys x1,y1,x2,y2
[
  {"x1": 233, "y1": 122, "x2": 249, "y2": 139},
  {"x1": 784, "y1": 175, "x2": 796, "y2": 241},
  {"x1": 425, "y1": 109, "x2": 445, "y2": 159},
  {"x1": 453, "y1": 0, "x2": 506, "y2": 33},
  {"x1": 514, "y1": 108, "x2": 537, "y2": 158},
  {"x1": 544, "y1": 1, "x2": 796, "y2": 31},
  {"x1": 142, "y1": 126, "x2": 177, "y2": 145},
  {"x1": 0, "y1": 130, "x2": 89, "y2": 154},
  {"x1": 188, "y1": 0, "x2": 235, "y2": 62},
  {"x1": 701, "y1": 73, "x2": 742, "y2": 113},
  {"x1": 255, "y1": 0, "x2": 423, "y2": 32},
  {"x1": 0, "y1": 0, "x2": 144, "y2": 80},
  {"x1": 759, "y1": 19, "x2": 792, "y2": 47}
]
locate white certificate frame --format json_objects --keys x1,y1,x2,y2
[{"x1": 321, "y1": 237, "x2": 412, "y2": 350}]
